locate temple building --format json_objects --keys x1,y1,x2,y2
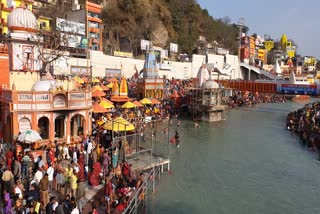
[
  {"x1": 110, "y1": 77, "x2": 130, "y2": 102},
  {"x1": 188, "y1": 65, "x2": 226, "y2": 122},
  {"x1": 137, "y1": 45, "x2": 165, "y2": 99},
  {"x1": 0, "y1": 2, "x2": 92, "y2": 145}
]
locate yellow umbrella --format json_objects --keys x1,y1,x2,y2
[
  {"x1": 121, "y1": 101, "x2": 136, "y2": 109},
  {"x1": 104, "y1": 117, "x2": 135, "y2": 132},
  {"x1": 92, "y1": 85, "x2": 103, "y2": 92},
  {"x1": 73, "y1": 76, "x2": 84, "y2": 84},
  {"x1": 107, "y1": 82, "x2": 114, "y2": 88},
  {"x1": 92, "y1": 77, "x2": 100, "y2": 83},
  {"x1": 140, "y1": 98, "x2": 152, "y2": 105},
  {"x1": 100, "y1": 100, "x2": 114, "y2": 109}
]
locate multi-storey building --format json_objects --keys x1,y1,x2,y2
[{"x1": 67, "y1": 0, "x2": 103, "y2": 51}]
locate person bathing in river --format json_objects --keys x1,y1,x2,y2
[{"x1": 175, "y1": 131, "x2": 180, "y2": 148}]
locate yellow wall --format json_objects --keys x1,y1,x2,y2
[
  {"x1": 10, "y1": 72, "x2": 40, "y2": 91},
  {"x1": 37, "y1": 17, "x2": 51, "y2": 30}
]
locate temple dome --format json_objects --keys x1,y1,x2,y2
[
  {"x1": 32, "y1": 80, "x2": 57, "y2": 91},
  {"x1": 202, "y1": 79, "x2": 219, "y2": 89},
  {"x1": 8, "y1": 2, "x2": 38, "y2": 32}
]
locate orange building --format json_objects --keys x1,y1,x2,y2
[{"x1": 0, "y1": 2, "x2": 92, "y2": 145}]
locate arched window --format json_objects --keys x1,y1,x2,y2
[
  {"x1": 70, "y1": 114, "x2": 85, "y2": 137},
  {"x1": 54, "y1": 116, "x2": 65, "y2": 138},
  {"x1": 38, "y1": 117, "x2": 49, "y2": 139}
]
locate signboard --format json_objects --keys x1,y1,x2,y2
[
  {"x1": 277, "y1": 84, "x2": 317, "y2": 95},
  {"x1": 113, "y1": 51, "x2": 133, "y2": 58},
  {"x1": 71, "y1": 66, "x2": 89, "y2": 76},
  {"x1": 61, "y1": 33, "x2": 82, "y2": 48},
  {"x1": 141, "y1": 40, "x2": 150, "y2": 50},
  {"x1": 53, "y1": 95, "x2": 67, "y2": 108},
  {"x1": 56, "y1": 18, "x2": 85, "y2": 35},
  {"x1": 264, "y1": 41, "x2": 274, "y2": 51},
  {"x1": 105, "y1": 68, "x2": 121, "y2": 78},
  {"x1": 170, "y1": 43, "x2": 178, "y2": 53},
  {"x1": 19, "y1": 118, "x2": 31, "y2": 133}
]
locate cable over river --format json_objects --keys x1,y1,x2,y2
[{"x1": 152, "y1": 100, "x2": 320, "y2": 214}]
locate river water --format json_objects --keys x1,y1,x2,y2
[{"x1": 152, "y1": 101, "x2": 320, "y2": 214}]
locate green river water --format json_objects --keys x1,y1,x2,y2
[{"x1": 152, "y1": 101, "x2": 320, "y2": 214}]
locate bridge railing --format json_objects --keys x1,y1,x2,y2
[{"x1": 217, "y1": 80, "x2": 277, "y2": 93}]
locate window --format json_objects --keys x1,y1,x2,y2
[{"x1": 88, "y1": 11, "x2": 100, "y2": 19}]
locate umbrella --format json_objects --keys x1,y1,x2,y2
[
  {"x1": 100, "y1": 98, "x2": 113, "y2": 104},
  {"x1": 107, "y1": 82, "x2": 114, "y2": 88},
  {"x1": 92, "y1": 102, "x2": 109, "y2": 113},
  {"x1": 133, "y1": 100, "x2": 143, "y2": 107},
  {"x1": 104, "y1": 117, "x2": 135, "y2": 132},
  {"x1": 140, "y1": 98, "x2": 152, "y2": 105},
  {"x1": 150, "y1": 98, "x2": 161, "y2": 105},
  {"x1": 92, "y1": 85, "x2": 103, "y2": 92},
  {"x1": 100, "y1": 100, "x2": 114, "y2": 109},
  {"x1": 100, "y1": 85, "x2": 110, "y2": 91},
  {"x1": 73, "y1": 76, "x2": 84, "y2": 84},
  {"x1": 170, "y1": 90, "x2": 180, "y2": 99},
  {"x1": 18, "y1": 130, "x2": 42, "y2": 143},
  {"x1": 92, "y1": 90, "x2": 106, "y2": 97},
  {"x1": 121, "y1": 101, "x2": 136, "y2": 109},
  {"x1": 92, "y1": 77, "x2": 100, "y2": 83}
]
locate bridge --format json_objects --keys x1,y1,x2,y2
[
  {"x1": 216, "y1": 80, "x2": 277, "y2": 93},
  {"x1": 240, "y1": 63, "x2": 283, "y2": 81}
]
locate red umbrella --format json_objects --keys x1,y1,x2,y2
[{"x1": 92, "y1": 90, "x2": 106, "y2": 97}]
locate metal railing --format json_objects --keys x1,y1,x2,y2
[{"x1": 123, "y1": 165, "x2": 162, "y2": 214}]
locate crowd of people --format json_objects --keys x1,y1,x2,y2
[
  {"x1": 286, "y1": 101, "x2": 320, "y2": 151},
  {"x1": 225, "y1": 91, "x2": 287, "y2": 108}
]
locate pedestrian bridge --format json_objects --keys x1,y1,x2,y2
[
  {"x1": 240, "y1": 63, "x2": 283, "y2": 81},
  {"x1": 217, "y1": 80, "x2": 277, "y2": 93}
]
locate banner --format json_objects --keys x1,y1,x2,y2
[
  {"x1": 56, "y1": 18, "x2": 85, "y2": 35},
  {"x1": 113, "y1": 51, "x2": 133, "y2": 58},
  {"x1": 170, "y1": 43, "x2": 178, "y2": 53},
  {"x1": 141, "y1": 40, "x2": 150, "y2": 50}
]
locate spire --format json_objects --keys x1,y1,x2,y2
[{"x1": 19, "y1": 0, "x2": 27, "y2": 9}]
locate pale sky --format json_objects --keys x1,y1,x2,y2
[{"x1": 197, "y1": 0, "x2": 319, "y2": 58}]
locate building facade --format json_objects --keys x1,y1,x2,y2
[{"x1": 0, "y1": 2, "x2": 92, "y2": 145}]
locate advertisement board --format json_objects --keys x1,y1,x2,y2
[
  {"x1": 113, "y1": 51, "x2": 133, "y2": 58},
  {"x1": 105, "y1": 68, "x2": 121, "y2": 78},
  {"x1": 277, "y1": 84, "x2": 317, "y2": 95},
  {"x1": 61, "y1": 33, "x2": 82, "y2": 48},
  {"x1": 71, "y1": 66, "x2": 89, "y2": 76},
  {"x1": 141, "y1": 40, "x2": 150, "y2": 50},
  {"x1": 56, "y1": 18, "x2": 85, "y2": 35},
  {"x1": 170, "y1": 43, "x2": 178, "y2": 53}
]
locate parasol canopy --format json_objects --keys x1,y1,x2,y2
[
  {"x1": 92, "y1": 85, "x2": 103, "y2": 92},
  {"x1": 92, "y1": 90, "x2": 106, "y2": 97},
  {"x1": 121, "y1": 101, "x2": 136, "y2": 109},
  {"x1": 100, "y1": 85, "x2": 110, "y2": 91},
  {"x1": 150, "y1": 98, "x2": 161, "y2": 105},
  {"x1": 104, "y1": 117, "x2": 135, "y2": 132},
  {"x1": 140, "y1": 98, "x2": 152, "y2": 105},
  {"x1": 18, "y1": 130, "x2": 42, "y2": 143},
  {"x1": 100, "y1": 100, "x2": 114, "y2": 109},
  {"x1": 133, "y1": 100, "x2": 143, "y2": 107},
  {"x1": 92, "y1": 102, "x2": 109, "y2": 113},
  {"x1": 92, "y1": 77, "x2": 100, "y2": 83},
  {"x1": 107, "y1": 82, "x2": 114, "y2": 88}
]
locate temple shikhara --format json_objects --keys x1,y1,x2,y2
[
  {"x1": 0, "y1": 2, "x2": 92, "y2": 145},
  {"x1": 137, "y1": 45, "x2": 165, "y2": 99}
]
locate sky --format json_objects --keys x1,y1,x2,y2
[{"x1": 197, "y1": 0, "x2": 320, "y2": 58}]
